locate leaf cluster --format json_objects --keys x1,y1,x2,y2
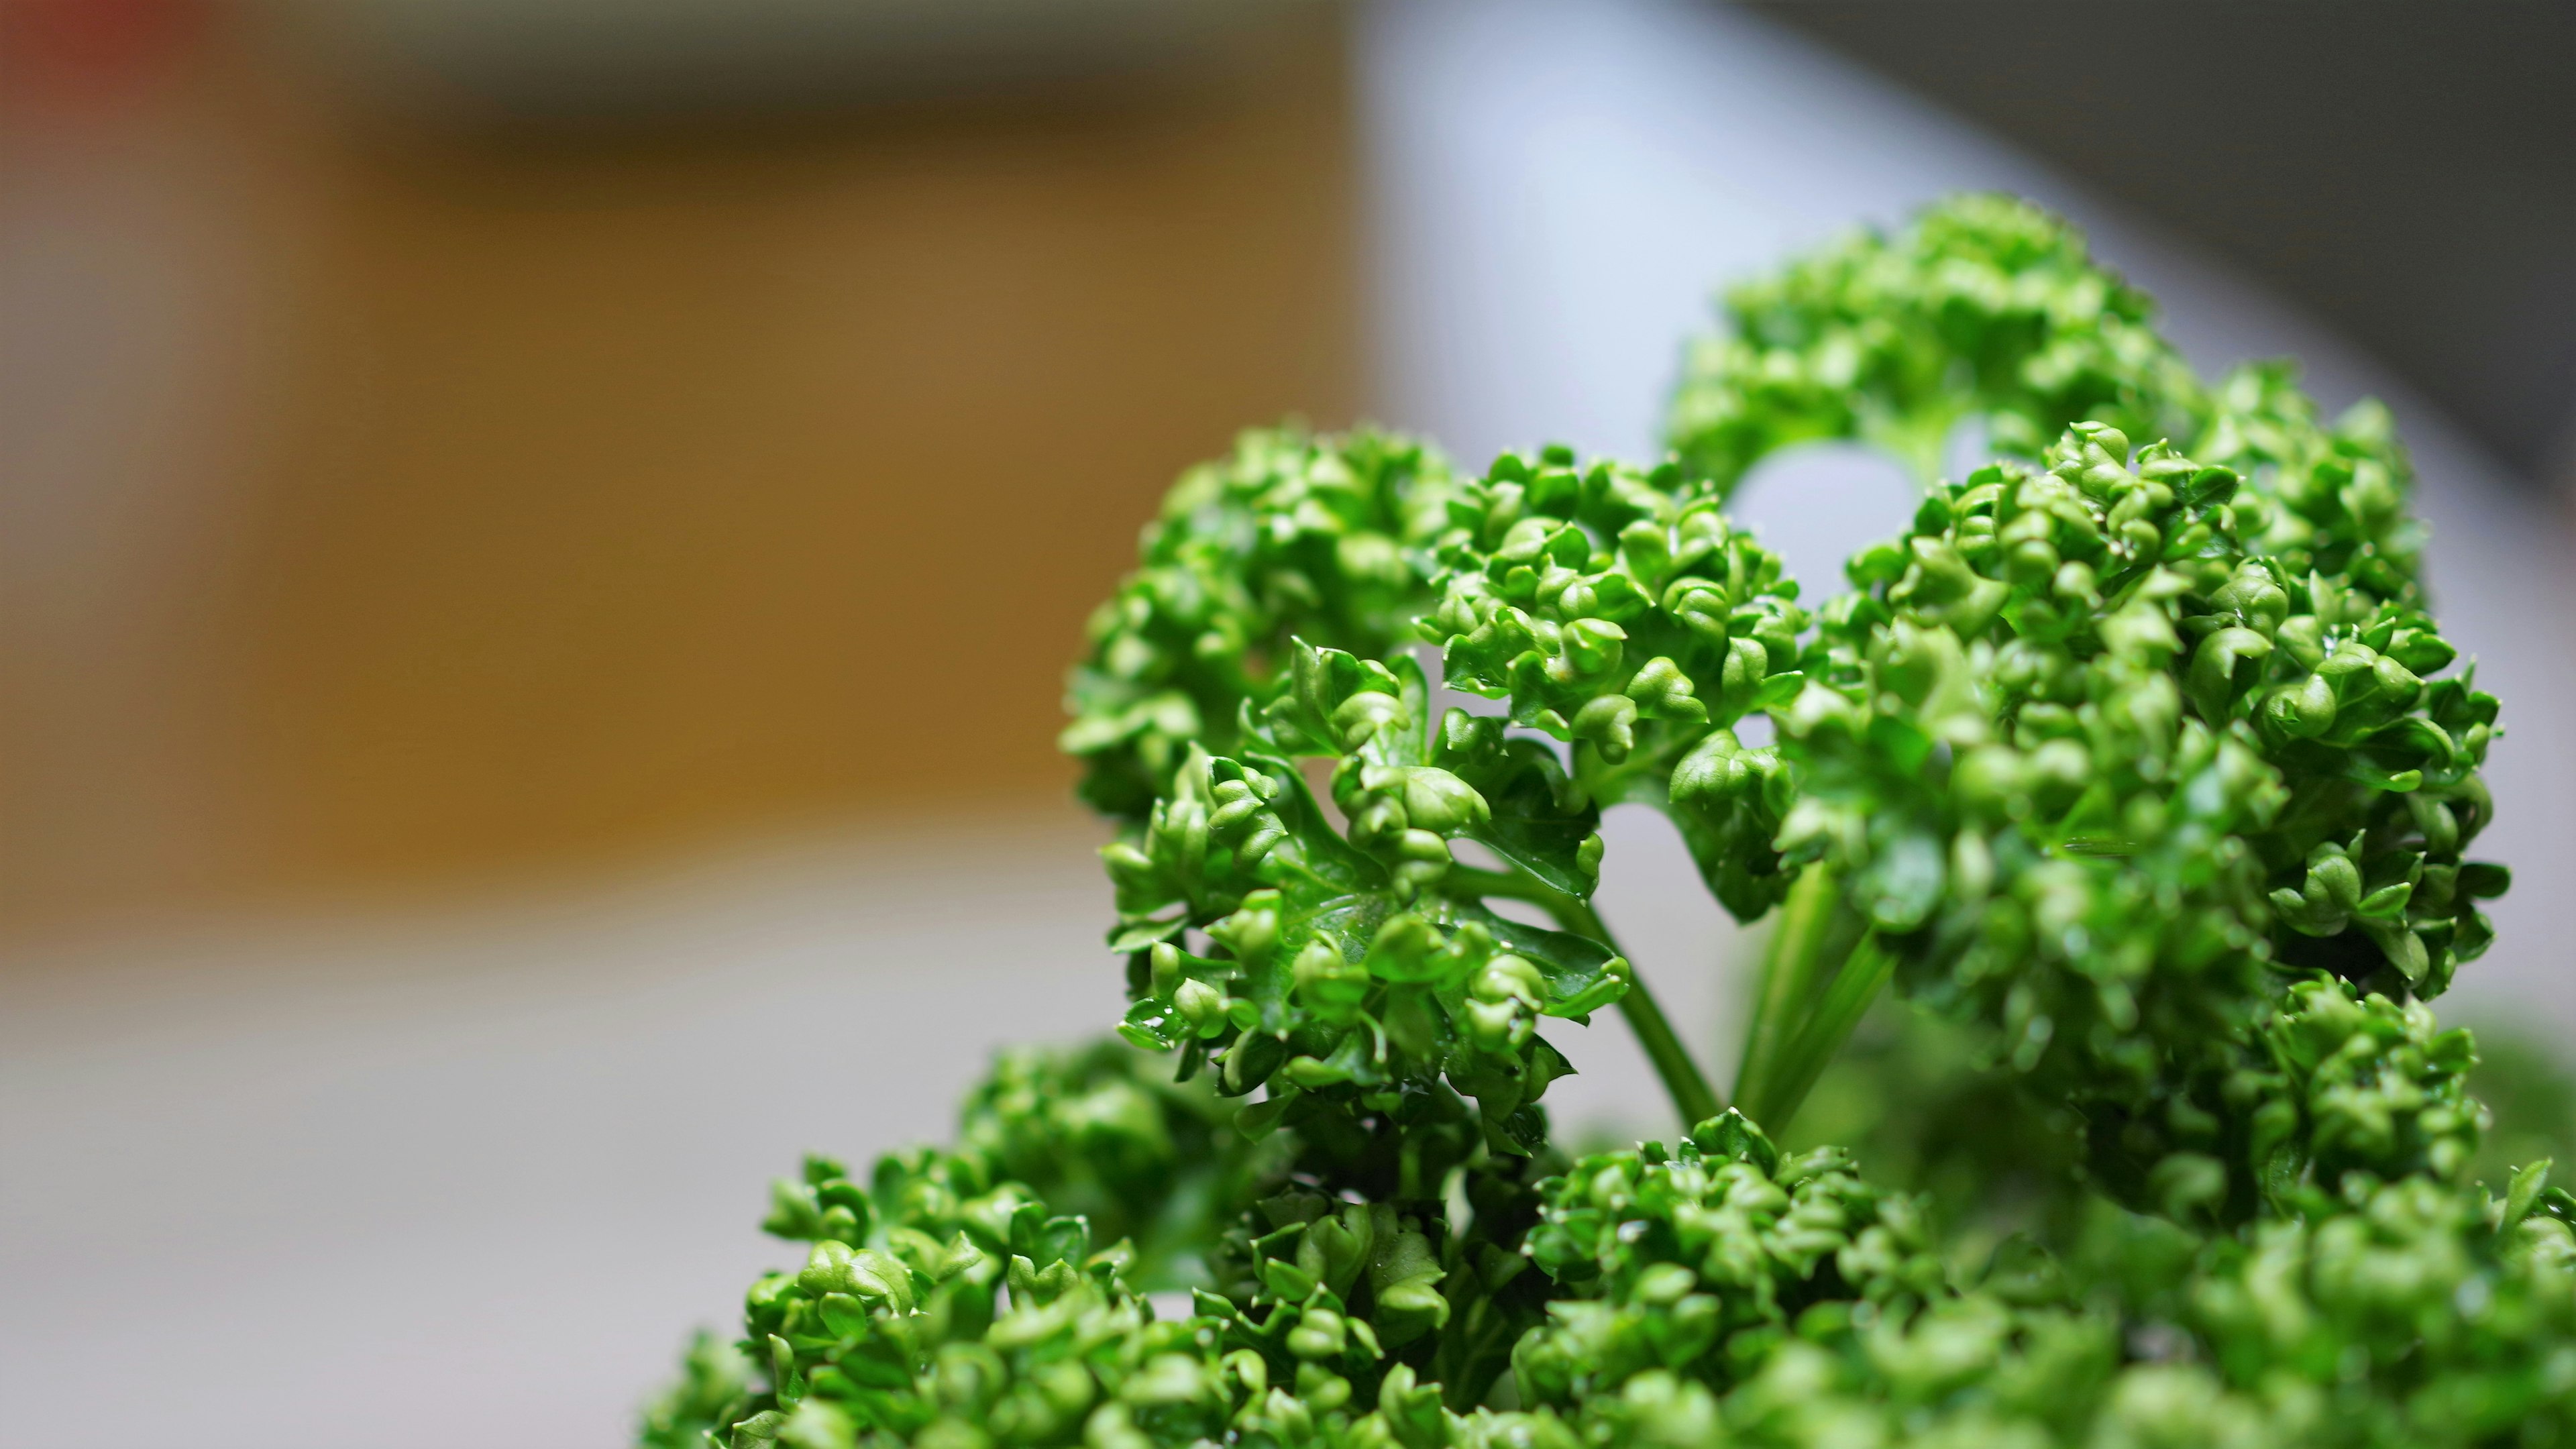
[
  {"x1": 1063, "y1": 429, "x2": 1458, "y2": 820},
  {"x1": 646, "y1": 194, "x2": 2560, "y2": 1449}
]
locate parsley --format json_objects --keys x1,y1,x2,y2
[{"x1": 645, "y1": 196, "x2": 2555, "y2": 1449}]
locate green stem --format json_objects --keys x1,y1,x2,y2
[
  {"x1": 1865, "y1": 400, "x2": 1963, "y2": 488},
  {"x1": 1732, "y1": 864, "x2": 1841, "y2": 1116},
  {"x1": 1733, "y1": 862, "x2": 1895, "y2": 1133},
  {"x1": 1748, "y1": 933, "x2": 1891, "y2": 1133},
  {"x1": 1611, "y1": 954, "x2": 1727, "y2": 1132},
  {"x1": 1452, "y1": 865, "x2": 1722, "y2": 1130}
]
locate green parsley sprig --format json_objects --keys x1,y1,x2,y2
[{"x1": 645, "y1": 194, "x2": 2556, "y2": 1449}]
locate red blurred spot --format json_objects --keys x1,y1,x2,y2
[{"x1": 1, "y1": 0, "x2": 209, "y2": 117}]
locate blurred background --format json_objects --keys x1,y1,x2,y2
[{"x1": 3, "y1": 1, "x2": 2570, "y2": 1442}]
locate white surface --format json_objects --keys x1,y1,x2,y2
[{"x1": 1, "y1": 822, "x2": 1112, "y2": 1446}]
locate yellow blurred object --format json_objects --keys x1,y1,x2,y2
[{"x1": 0, "y1": 4, "x2": 1360, "y2": 935}]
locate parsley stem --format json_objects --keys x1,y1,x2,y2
[
  {"x1": 1452, "y1": 863, "x2": 1721, "y2": 1129},
  {"x1": 1608, "y1": 948, "x2": 1725, "y2": 1132},
  {"x1": 1751, "y1": 932, "x2": 1890, "y2": 1132},
  {"x1": 1733, "y1": 863, "x2": 1892, "y2": 1132},
  {"x1": 1733, "y1": 863, "x2": 1842, "y2": 1120}
]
